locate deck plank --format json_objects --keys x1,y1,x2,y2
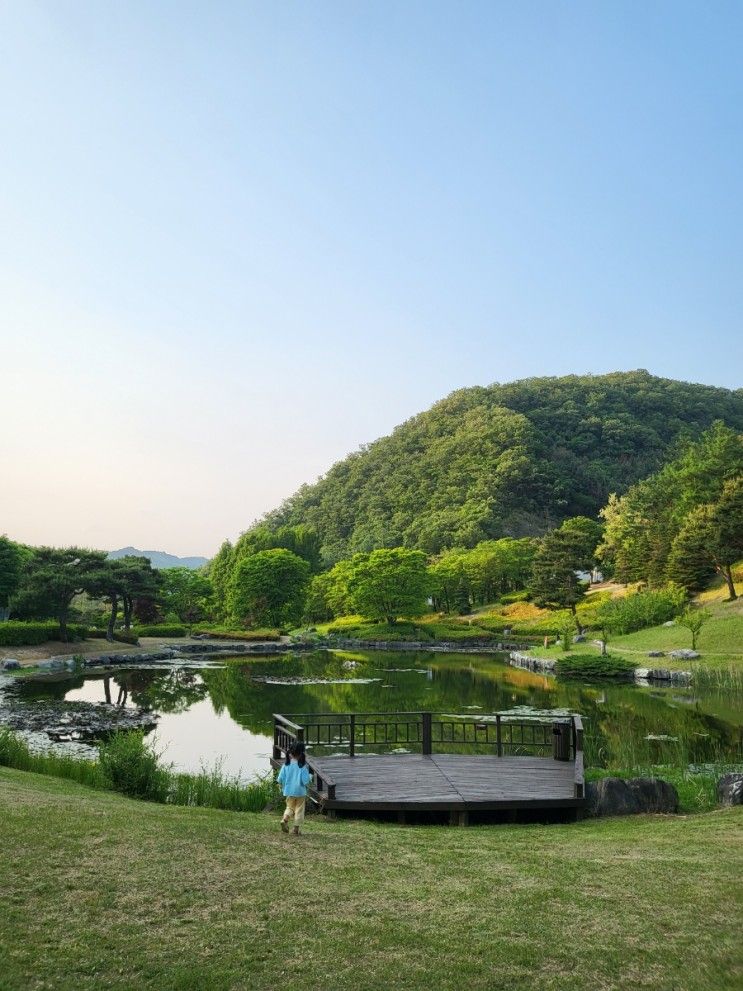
[{"x1": 308, "y1": 753, "x2": 580, "y2": 810}]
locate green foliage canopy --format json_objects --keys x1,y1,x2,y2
[
  {"x1": 345, "y1": 548, "x2": 430, "y2": 624},
  {"x1": 227, "y1": 549, "x2": 310, "y2": 628}
]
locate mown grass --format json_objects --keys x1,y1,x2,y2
[
  {"x1": 0, "y1": 728, "x2": 277, "y2": 814},
  {"x1": 0, "y1": 768, "x2": 741, "y2": 991}
]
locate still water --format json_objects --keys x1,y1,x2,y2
[{"x1": 15, "y1": 649, "x2": 743, "y2": 781}]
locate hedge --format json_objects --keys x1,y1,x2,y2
[{"x1": 0, "y1": 622, "x2": 89, "y2": 647}]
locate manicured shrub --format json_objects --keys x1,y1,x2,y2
[
  {"x1": 556, "y1": 654, "x2": 637, "y2": 679},
  {"x1": 0, "y1": 622, "x2": 88, "y2": 646}
]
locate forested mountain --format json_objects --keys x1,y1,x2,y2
[
  {"x1": 261, "y1": 371, "x2": 743, "y2": 566},
  {"x1": 108, "y1": 547, "x2": 208, "y2": 570}
]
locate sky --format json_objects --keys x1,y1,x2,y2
[{"x1": 1, "y1": 1, "x2": 741, "y2": 557}]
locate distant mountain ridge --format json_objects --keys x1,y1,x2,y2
[{"x1": 108, "y1": 547, "x2": 208, "y2": 570}]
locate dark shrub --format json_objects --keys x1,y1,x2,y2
[{"x1": 98, "y1": 731, "x2": 170, "y2": 802}]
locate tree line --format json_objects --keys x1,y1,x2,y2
[
  {"x1": 2, "y1": 423, "x2": 740, "y2": 639},
  {"x1": 0, "y1": 543, "x2": 212, "y2": 641}
]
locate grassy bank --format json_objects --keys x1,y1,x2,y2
[
  {"x1": 0, "y1": 729, "x2": 276, "y2": 813},
  {"x1": 1, "y1": 768, "x2": 741, "y2": 991}
]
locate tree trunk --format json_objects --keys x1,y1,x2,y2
[
  {"x1": 122, "y1": 593, "x2": 133, "y2": 631},
  {"x1": 59, "y1": 609, "x2": 68, "y2": 643},
  {"x1": 723, "y1": 565, "x2": 738, "y2": 601},
  {"x1": 107, "y1": 594, "x2": 118, "y2": 642}
]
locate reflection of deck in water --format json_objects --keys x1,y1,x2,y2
[{"x1": 272, "y1": 710, "x2": 585, "y2": 824}]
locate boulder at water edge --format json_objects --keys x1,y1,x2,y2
[
  {"x1": 587, "y1": 777, "x2": 679, "y2": 816},
  {"x1": 717, "y1": 773, "x2": 743, "y2": 806},
  {"x1": 626, "y1": 777, "x2": 679, "y2": 813},
  {"x1": 2, "y1": 659, "x2": 21, "y2": 670}
]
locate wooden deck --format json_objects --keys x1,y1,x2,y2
[
  {"x1": 307, "y1": 753, "x2": 582, "y2": 813},
  {"x1": 271, "y1": 710, "x2": 586, "y2": 822}
]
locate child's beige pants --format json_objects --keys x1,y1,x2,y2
[{"x1": 282, "y1": 797, "x2": 306, "y2": 825}]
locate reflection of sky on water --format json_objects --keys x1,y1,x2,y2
[{"x1": 153, "y1": 701, "x2": 271, "y2": 782}]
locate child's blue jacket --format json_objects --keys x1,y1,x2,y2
[{"x1": 277, "y1": 760, "x2": 311, "y2": 797}]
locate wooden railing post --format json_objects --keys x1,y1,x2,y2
[
  {"x1": 496, "y1": 714, "x2": 503, "y2": 757},
  {"x1": 573, "y1": 715, "x2": 584, "y2": 799},
  {"x1": 422, "y1": 712, "x2": 432, "y2": 755},
  {"x1": 349, "y1": 714, "x2": 356, "y2": 757}
]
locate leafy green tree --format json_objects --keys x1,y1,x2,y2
[
  {"x1": 346, "y1": 548, "x2": 430, "y2": 624},
  {"x1": 668, "y1": 477, "x2": 743, "y2": 600},
  {"x1": 206, "y1": 540, "x2": 234, "y2": 620},
  {"x1": 558, "y1": 517, "x2": 604, "y2": 570},
  {"x1": 228, "y1": 549, "x2": 309, "y2": 628},
  {"x1": 87, "y1": 557, "x2": 161, "y2": 640},
  {"x1": 558, "y1": 616, "x2": 576, "y2": 652},
  {"x1": 303, "y1": 572, "x2": 337, "y2": 624},
  {"x1": 15, "y1": 547, "x2": 107, "y2": 641},
  {"x1": 118, "y1": 557, "x2": 161, "y2": 631},
  {"x1": 161, "y1": 567, "x2": 213, "y2": 632},
  {"x1": 600, "y1": 424, "x2": 743, "y2": 585},
  {"x1": 0, "y1": 536, "x2": 23, "y2": 614},
  {"x1": 677, "y1": 608, "x2": 712, "y2": 651},
  {"x1": 529, "y1": 523, "x2": 595, "y2": 622}
]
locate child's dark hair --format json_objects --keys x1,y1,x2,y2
[{"x1": 285, "y1": 742, "x2": 306, "y2": 767}]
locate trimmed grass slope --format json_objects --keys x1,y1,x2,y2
[{"x1": 1, "y1": 768, "x2": 741, "y2": 991}]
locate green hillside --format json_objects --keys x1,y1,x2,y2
[{"x1": 263, "y1": 371, "x2": 743, "y2": 565}]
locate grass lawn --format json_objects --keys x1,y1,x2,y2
[
  {"x1": 1, "y1": 769, "x2": 741, "y2": 991},
  {"x1": 536, "y1": 591, "x2": 743, "y2": 671}
]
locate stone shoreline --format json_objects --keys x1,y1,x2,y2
[{"x1": 508, "y1": 650, "x2": 693, "y2": 685}]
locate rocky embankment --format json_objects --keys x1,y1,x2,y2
[{"x1": 508, "y1": 651, "x2": 693, "y2": 685}]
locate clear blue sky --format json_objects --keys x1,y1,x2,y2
[{"x1": 1, "y1": 2, "x2": 741, "y2": 556}]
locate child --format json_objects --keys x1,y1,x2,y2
[{"x1": 277, "y1": 742, "x2": 311, "y2": 836}]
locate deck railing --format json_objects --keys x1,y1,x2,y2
[
  {"x1": 273, "y1": 711, "x2": 583, "y2": 760},
  {"x1": 273, "y1": 711, "x2": 585, "y2": 803}
]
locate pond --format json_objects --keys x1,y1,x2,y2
[{"x1": 11, "y1": 649, "x2": 743, "y2": 781}]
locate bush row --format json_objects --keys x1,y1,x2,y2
[{"x1": 0, "y1": 622, "x2": 89, "y2": 646}]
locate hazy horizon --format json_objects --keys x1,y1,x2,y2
[{"x1": 2, "y1": 3, "x2": 742, "y2": 557}]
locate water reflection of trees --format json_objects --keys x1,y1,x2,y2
[
  {"x1": 198, "y1": 650, "x2": 742, "y2": 767},
  {"x1": 14, "y1": 650, "x2": 743, "y2": 768}
]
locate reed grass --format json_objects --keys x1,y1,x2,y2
[{"x1": 0, "y1": 727, "x2": 278, "y2": 813}]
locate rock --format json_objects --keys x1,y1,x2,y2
[
  {"x1": 663, "y1": 621, "x2": 676, "y2": 627},
  {"x1": 626, "y1": 777, "x2": 678, "y2": 813},
  {"x1": 573, "y1": 634, "x2": 586, "y2": 643},
  {"x1": 669, "y1": 649, "x2": 700, "y2": 660},
  {"x1": 647, "y1": 650, "x2": 665, "y2": 657},
  {"x1": 634, "y1": 667, "x2": 650, "y2": 680},
  {"x1": 587, "y1": 776, "x2": 679, "y2": 816},
  {"x1": 2, "y1": 659, "x2": 21, "y2": 670},
  {"x1": 717, "y1": 773, "x2": 743, "y2": 806},
  {"x1": 587, "y1": 778, "x2": 639, "y2": 816}
]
